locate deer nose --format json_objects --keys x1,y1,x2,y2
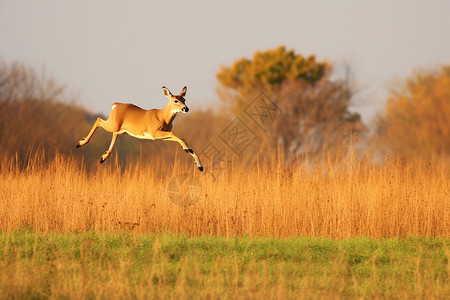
[{"x1": 183, "y1": 106, "x2": 189, "y2": 112}]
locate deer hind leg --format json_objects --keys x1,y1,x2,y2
[
  {"x1": 76, "y1": 117, "x2": 108, "y2": 148},
  {"x1": 157, "y1": 131, "x2": 204, "y2": 171},
  {"x1": 99, "y1": 131, "x2": 123, "y2": 164}
]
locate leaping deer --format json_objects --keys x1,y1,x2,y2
[{"x1": 76, "y1": 86, "x2": 203, "y2": 171}]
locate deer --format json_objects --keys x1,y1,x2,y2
[{"x1": 76, "y1": 86, "x2": 203, "y2": 171}]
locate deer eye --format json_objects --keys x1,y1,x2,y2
[{"x1": 174, "y1": 100, "x2": 179, "y2": 104}]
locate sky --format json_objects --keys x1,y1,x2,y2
[{"x1": 1, "y1": 0, "x2": 450, "y2": 122}]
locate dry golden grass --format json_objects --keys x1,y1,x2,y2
[{"x1": 0, "y1": 151, "x2": 449, "y2": 238}]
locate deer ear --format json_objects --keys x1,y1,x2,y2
[
  {"x1": 180, "y1": 86, "x2": 187, "y2": 97},
  {"x1": 162, "y1": 86, "x2": 172, "y2": 98}
]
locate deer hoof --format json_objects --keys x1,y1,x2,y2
[{"x1": 99, "y1": 154, "x2": 108, "y2": 164}]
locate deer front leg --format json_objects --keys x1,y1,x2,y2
[{"x1": 156, "y1": 131, "x2": 203, "y2": 171}]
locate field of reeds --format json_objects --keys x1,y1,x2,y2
[
  {"x1": 0, "y1": 152, "x2": 449, "y2": 238},
  {"x1": 1, "y1": 152, "x2": 449, "y2": 298}
]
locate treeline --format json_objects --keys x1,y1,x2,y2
[{"x1": 1, "y1": 48, "x2": 449, "y2": 169}]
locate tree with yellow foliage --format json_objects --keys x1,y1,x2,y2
[
  {"x1": 217, "y1": 46, "x2": 361, "y2": 160},
  {"x1": 376, "y1": 66, "x2": 450, "y2": 156}
]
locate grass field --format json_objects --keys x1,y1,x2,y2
[
  {"x1": 0, "y1": 152, "x2": 449, "y2": 237},
  {"x1": 0, "y1": 152, "x2": 449, "y2": 298},
  {"x1": 1, "y1": 230, "x2": 449, "y2": 299}
]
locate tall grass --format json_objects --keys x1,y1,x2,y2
[{"x1": 0, "y1": 151, "x2": 449, "y2": 238}]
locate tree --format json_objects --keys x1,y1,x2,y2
[
  {"x1": 0, "y1": 61, "x2": 112, "y2": 166},
  {"x1": 216, "y1": 46, "x2": 361, "y2": 161},
  {"x1": 376, "y1": 66, "x2": 450, "y2": 156}
]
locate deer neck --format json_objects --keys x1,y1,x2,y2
[{"x1": 159, "y1": 103, "x2": 178, "y2": 126}]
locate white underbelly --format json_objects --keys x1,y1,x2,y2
[{"x1": 125, "y1": 131, "x2": 154, "y2": 140}]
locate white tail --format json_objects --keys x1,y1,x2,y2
[{"x1": 76, "y1": 86, "x2": 203, "y2": 171}]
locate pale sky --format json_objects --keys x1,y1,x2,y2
[{"x1": 1, "y1": 0, "x2": 450, "y2": 122}]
